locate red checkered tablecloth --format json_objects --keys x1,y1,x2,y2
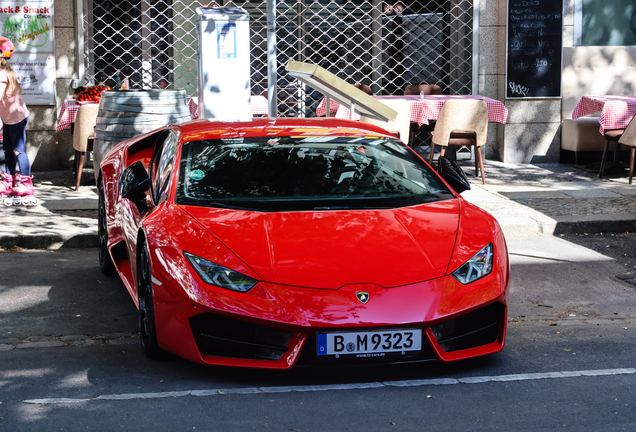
[
  {"x1": 316, "y1": 94, "x2": 508, "y2": 125},
  {"x1": 56, "y1": 99, "x2": 98, "y2": 132},
  {"x1": 572, "y1": 95, "x2": 636, "y2": 134},
  {"x1": 189, "y1": 95, "x2": 270, "y2": 119},
  {"x1": 57, "y1": 96, "x2": 270, "y2": 132}
]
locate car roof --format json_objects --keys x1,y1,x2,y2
[{"x1": 174, "y1": 117, "x2": 395, "y2": 142}]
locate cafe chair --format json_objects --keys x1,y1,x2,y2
[
  {"x1": 616, "y1": 117, "x2": 636, "y2": 184},
  {"x1": 599, "y1": 128, "x2": 627, "y2": 180},
  {"x1": 353, "y1": 84, "x2": 373, "y2": 95},
  {"x1": 403, "y1": 84, "x2": 443, "y2": 97},
  {"x1": 359, "y1": 99, "x2": 411, "y2": 147},
  {"x1": 72, "y1": 103, "x2": 100, "y2": 191},
  {"x1": 429, "y1": 99, "x2": 488, "y2": 184}
]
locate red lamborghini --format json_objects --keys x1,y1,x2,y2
[{"x1": 98, "y1": 117, "x2": 509, "y2": 368}]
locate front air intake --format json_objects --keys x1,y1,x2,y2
[
  {"x1": 190, "y1": 313, "x2": 291, "y2": 361},
  {"x1": 431, "y1": 302, "x2": 505, "y2": 352}
]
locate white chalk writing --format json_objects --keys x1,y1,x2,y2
[{"x1": 509, "y1": 82, "x2": 529, "y2": 97}]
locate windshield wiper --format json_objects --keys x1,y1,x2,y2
[
  {"x1": 314, "y1": 206, "x2": 394, "y2": 210},
  {"x1": 203, "y1": 201, "x2": 260, "y2": 211}
]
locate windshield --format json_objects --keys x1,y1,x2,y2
[{"x1": 176, "y1": 135, "x2": 453, "y2": 211}]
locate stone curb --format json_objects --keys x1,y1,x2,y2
[
  {"x1": 0, "y1": 333, "x2": 138, "y2": 351},
  {"x1": 0, "y1": 231, "x2": 98, "y2": 250}
]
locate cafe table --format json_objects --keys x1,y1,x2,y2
[
  {"x1": 572, "y1": 95, "x2": 636, "y2": 173},
  {"x1": 57, "y1": 95, "x2": 271, "y2": 133},
  {"x1": 57, "y1": 99, "x2": 98, "y2": 132},
  {"x1": 572, "y1": 95, "x2": 636, "y2": 134},
  {"x1": 189, "y1": 95, "x2": 269, "y2": 119},
  {"x1": 316, "y1": 94, "x2": 509, "y2": 126}
]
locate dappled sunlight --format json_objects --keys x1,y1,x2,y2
[
  {"x1": 55, "y1": 370, "x2": 92, "y2": 389},
  {"x1": 0, "y1": 369, "x2": 54, "y2": 379},
  {"x1": 0, "y1": 285, "x2": 51, "y2": 314},
  {"x1": 16, "y1": 403, "x2": 56, "y2": 423},
  {"x1": 509, "y1": 237, "x2": 615, "y2": 266},
  {"x1": 0, "y1": 368, "x2": 56, "y2": 398}
]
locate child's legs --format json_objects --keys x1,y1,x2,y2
[{"x1": 3, "y1": 117, "x2": 29, "y2": 176}]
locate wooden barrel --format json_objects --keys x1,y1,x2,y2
[{"x1": 93, "y1": 89, "x2": 191, "y2": 179}]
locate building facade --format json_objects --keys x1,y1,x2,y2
[{"x1": 24, "y1": 0, "x2": 630, "y2": 170}]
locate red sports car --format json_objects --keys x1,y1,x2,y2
[{"x1": 98, "y1": 117, "x2": 509, "y2": 369}]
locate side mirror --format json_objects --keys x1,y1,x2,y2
[
  {"x1": 119, "y1": 161, "x2": 150, "y2": 213},
  {"x1": 437, "y1": 156, "x2": 471, "y2": 194}
]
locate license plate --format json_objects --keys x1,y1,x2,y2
[{"x1": 316, "y1": 328, "x2": 422, "y2": 356}]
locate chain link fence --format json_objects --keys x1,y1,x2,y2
[{"x1": 82, "y1": 0, "x2": 473, "y2": 118}]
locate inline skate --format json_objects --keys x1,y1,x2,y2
[
  {"x1": 0, "y1": 172, "x2": 11, "y2": 198},
  {"x1": 4, "y1": 173, "x2": 37, "y2": 206}
]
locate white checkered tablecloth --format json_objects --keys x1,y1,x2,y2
[
  {"x1": 316, "y1": 94, "x2": 509, "y2": 125},
  {"x1": 572, "y1": 95, "x2": 636, "y2": 135},
  {"x1": 56, "y1": 99, "x2": 98, "y2": 132},
  {"x1": 189, "y1": 95, "x2": 270, "y2": 119}
]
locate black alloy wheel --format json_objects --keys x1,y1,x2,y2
[
  {"x1": 98, "y1": 184, "x2": 116, "y2": 276},
  {"x1": 138, "y1": 242, "x2": 163, "y2": 359}
]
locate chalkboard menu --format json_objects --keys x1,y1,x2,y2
[{"x1": 506, "y1": 0, "x2": 563, "y2": 99}]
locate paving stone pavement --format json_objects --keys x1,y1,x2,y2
[
  {"x1": 0, "y1": 170, "x2": 99, "y2": 249},
  {"x1": 1, "y1": 161, "x2": 635, "y2": 250},
  {"x1": 459, "y1": 160, "x2": 636, "y2": 236}
]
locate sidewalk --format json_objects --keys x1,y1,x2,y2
[{"x1": 1, "y1": 162, "x2": 635, "y2": 249}]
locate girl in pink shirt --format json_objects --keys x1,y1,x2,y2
[{"x1": 0, "y1": 38, "x2": 34, "y2": 204}]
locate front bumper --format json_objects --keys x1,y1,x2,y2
[
  {"x1": 154, "y1": 274, "x2": 507, "y2": 368},
  {"x1": 150, "y1": 233, "x2": 509, "y2": 368},
  {"x1": 184, "y1": 296, "x2": 506, "y2": 368}
]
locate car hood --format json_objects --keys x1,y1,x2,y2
[{"x1": 181, "y1": 200, "x2": 460, "y2": 290}]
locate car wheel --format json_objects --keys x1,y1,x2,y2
[
  {"x1": 98, "y1": 184, "x2": 116, "y2": 276},
  {"x1": 138, "y1": 242, "x2": 164, "y2": 359}
]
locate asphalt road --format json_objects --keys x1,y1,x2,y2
[
  {"x1": 1, "y1": 235, "x2": 636, "y2": 431},
  {"x1": 560, "y1": 231, "x2": 636, "y2": 270}
]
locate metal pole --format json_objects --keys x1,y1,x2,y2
[
  {"x1": 267, "y1": 0, "x2": 278, "y2": 117},
  {"x1": 472, "y1": 0, "x2": 480, "y2": 95},
  {"x1": 371, "y1": 0, "x2": 382, "y2": 94},
  {"x1": 75, "y1": 0, "x2": 85, "y2": 86}
]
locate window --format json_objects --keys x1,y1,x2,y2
[
  {"x1": 151, "y1": 131, "x2": 178, "y2": 204},
  {"x1": 176, "y1": 135, "x2": 452, "y2": 211},
  {"x1": 575, "y1": 0, "x2": 636, "y2": 46}
]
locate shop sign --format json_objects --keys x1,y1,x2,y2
[
  {"x1": 0, "y1": 1, "x2": 54, "y2": 53},
  {"x1": 11, "y1": 52, "x2": 54, "y2": 104},
  {"x1": 0, "y1": 1, "x2": 55, "y2": 105}
]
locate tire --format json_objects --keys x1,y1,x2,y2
[
  {"x1": 138, "y1": 242, "x2": 164, "y2": 359},
  {"x1": 98, "y1": 184, "x2": 117, "y2": 276}
]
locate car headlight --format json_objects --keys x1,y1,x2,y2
[
  {"x1": 451, "y1": 243, "x2": 493, "y2": 284},
  {"x1": 184, "y1": 252, "x2": 258, "y2": 293}
]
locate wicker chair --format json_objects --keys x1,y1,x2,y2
[
  {"x1": 429, "y1": 99, "x2": 488, "y2": 184},
  {"x1": 72, "y1": 104, "x2": 99, "y2": 190},
  {"x1": 353, "y1": 84, "x2": 373, "y2": 95},
  {"x1": 403, "y1": 84, "x2": 443, "y2": 97},
  {"x1": 615, "y1": 117, "x2": 636, "y2": 184},
  {"x1": 359, "y1": 99, "x2": 412, "y2": 146}
]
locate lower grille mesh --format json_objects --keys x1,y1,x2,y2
[
  {"x1": 190, "y1": 313, "x2": 291, "y2": 361},
  {"x1": 432, "y1": 302, "x2": 504, "y2": 352}
]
